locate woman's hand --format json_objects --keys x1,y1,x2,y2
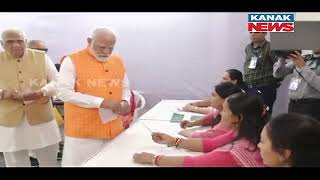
[
  {"x1": 180, "y1": 120, "x2": 194, "y2": 129},
  {"x1": 151, "y1": 132, "x2": 176, "y2": 146},
  {"x1": 133, "y1": 152, "x2": 155, "y2": 164},
  {"x1": 178, "y1": 129, "x2": 194, "y2": 137}
]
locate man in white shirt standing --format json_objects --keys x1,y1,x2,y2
[
  {"x1": 0, "y1": 29, "x2": 61, "y2": 167},
  {"x1": 57, "y1": 27, "x2": 131, "y2": 166}
]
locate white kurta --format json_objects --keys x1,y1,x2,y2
[
  {"x1": 0, "y1": 55, "x2": 62, "y2": 152},
  {"x1": 57, "y1": 55, "x2": 131, "y2": 166}
]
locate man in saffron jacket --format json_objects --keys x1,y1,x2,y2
[{"x1": 57, "y1": 28, "x2": 131, "y2": 166}]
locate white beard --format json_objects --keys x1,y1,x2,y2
[
  {"x1": 89, "y1": 48, "x2": 109, "y2": 62},
  {"x1": 95, "y1": 57, "x2": 109, "y2": 62}
]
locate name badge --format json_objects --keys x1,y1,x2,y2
[
  {"x1": 288, "y1": 77, "x2": 301, "y2": 91},
  {"x1": 248, "y1": 57, "x2": 258, "y2": 69}
]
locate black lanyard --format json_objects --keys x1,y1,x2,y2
[{"x1": 294, "y1": 67, "x2": 307, "y2": 82}]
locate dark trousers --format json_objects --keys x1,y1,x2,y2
[
  {"x1": 289, "y1": 98, "x2": 320, "y2": 122},
  {"x1": 248, "y1": 84, "x2": 279, "y2": 122},
  {"x1": 248, "y1": 83, "x2": 278, "y2": 115}
]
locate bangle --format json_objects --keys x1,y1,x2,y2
[
  {"x1": 154, "y1": 155, "x2": 162, "y2": 166},
  {"x1": 174, "y1": 138, "x2": 182, "y2": 148},
  {"x1": 168, "y1": 137, "x2": 178, "y2": 147},
  {"x1": 152, "y1": 155, "x2": 157, "y2": 165},
  {"x1": 152, "y1": 155, "x2": 160, "y2": 165}
]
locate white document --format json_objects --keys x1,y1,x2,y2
[{"x1": 98, "y1": 108, "x2": 118, "y2": 124}]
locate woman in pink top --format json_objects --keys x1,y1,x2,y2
[
  {"x1": 181, "y1": 69, "x2": 248, "y2": 115},
  {"x1": 179, "y1": 82, "x2": 242, "y2": 138},
  {"x1": 259, "y1": 113, "x2": 320, "y2": 167},
  {"x1": 133, "y1": 93, "x2": 267, "y2": 167}
]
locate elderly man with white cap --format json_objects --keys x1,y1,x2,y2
[
  {"x1": 57, "y1": 27, "x2": 131, "y2": 166},
  {"x1": 0, "y1": 29, "x2": 61, "y2": 167}
]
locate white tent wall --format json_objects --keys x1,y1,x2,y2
[{"x1": 0, "y1": 12, "x2": 289, "y2": 116}]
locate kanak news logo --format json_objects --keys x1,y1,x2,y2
[{"x1": 248, "y1": 13, "x2": 295, "y2": 32}]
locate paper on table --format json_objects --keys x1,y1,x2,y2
[
  {"x1": 170, "y1": 112, "x2": 185, "y2": 123},
  {"x1": 141, "y1": 121, "x2": 161, "y2": 133},
  {"x1": 177, "y1": 107, "x2": 184, "y2": 111},
  {"x1": 141, "y1": 121, "x2": 154, "y2": 133},
  {"x1": 98, "y1": 108, "x2": 118, "y2": 124},
  {"x1": 190, "y1": 115, "x2": 205, "y2": 120}
]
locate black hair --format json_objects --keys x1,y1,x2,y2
[
  {"x1": 215, "y1": 81, "x2": 243, "y2": 99},
  {"x1": 227, "y1": 92, "x2": 266, "y2": 149},
  {"x1": 225, "y1": 69, "x2": 248, "y2": 92},
  {"x1": 212, "y1": 82, "x2": 243, "y2": 126},
  {"x1": 266, "y1": 113, "x2": 320, "y2": 167}
]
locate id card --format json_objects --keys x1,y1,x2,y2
[
  {"x1": 288, "y1": 77, "x2": 301, "y2": 91},
  {"x1": 248, "y1": 57, "x2": 258, "y2": 69}
]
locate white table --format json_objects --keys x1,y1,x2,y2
[
  {"x1": 82, "y1": 100, "x2": 208, "y2": 167},
  {"x1": 139, "y1": 100, "x2": 205, "y2": 121},
  {"x1": 82, "y1": 120, "x2": 203, "y2": 167}
]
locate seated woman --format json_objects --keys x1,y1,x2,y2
[
  {"x1": 259, "y1": 113, "x2": 320, "y2": 167},
  {"x1": 133, "y1": 93, "x2": 266, "y2": 167},
  {"x1": 182, "y1": 69, "x2": 247, "y2": 114},
  {"x1": 179, "y1": 82, "x2": 242, "y2": 138}
]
